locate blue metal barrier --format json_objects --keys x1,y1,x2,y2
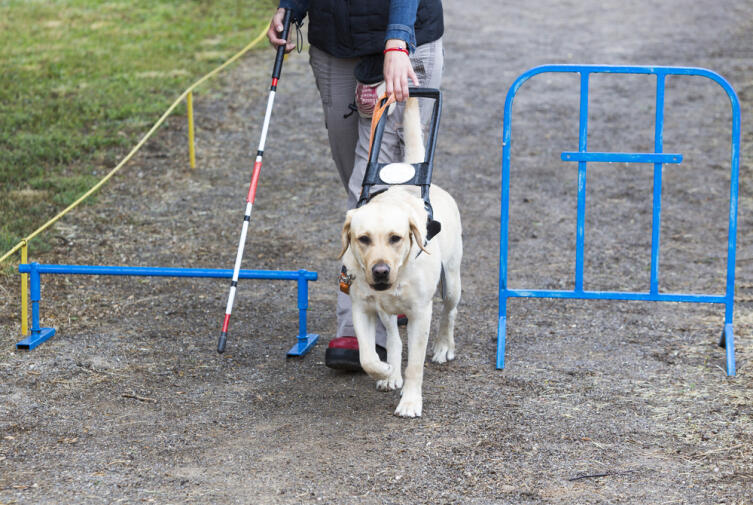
[
  {"x1": 17, "y1": 262, "x2": 319, "y2": 356},
  {"x1": 498, "y1": 65, "x2": 740, "y2": 376}
]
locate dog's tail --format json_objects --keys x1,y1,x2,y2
[{"x1": 403, "y1": 97, "x2": 424, "y2": 164}]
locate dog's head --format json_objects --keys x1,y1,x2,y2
[{"x1": 338, "y1": 192, "x2": 429, "y2": 291}]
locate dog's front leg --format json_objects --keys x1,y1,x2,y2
[
  {"x1": 352, "y1": 303, "x2": 391, "y2": 380},
  {"x1": 376, "y1": 311, "x2": 403, "y2": 391},
  {"x1": 395, "y1": 302, "x2": 432, "y2": 418}
]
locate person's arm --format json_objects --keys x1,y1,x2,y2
[
  {"x1": 267, "y1": 1, "x2": 308, "y2": 53},
  {"x1": 383, "y1": 0, "x2": 419, "y2": 102},
  {"x1": 385, "y1": 0, "x2": 418, "y2": 52}
]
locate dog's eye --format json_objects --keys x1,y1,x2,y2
[
  {"x1": 390, "y1": 235, "x2": 402, "y2": 244},
  {"x1": 358, "y1": 235, "x2": 371, "y2": 246}
]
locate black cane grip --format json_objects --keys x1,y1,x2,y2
[{"x1": 272, "y1": 9, "x2": 292, "y2": 80}]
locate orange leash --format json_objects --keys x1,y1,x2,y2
[{"x1": 367, "y1": 92, "x2": 397, "y2": 160}]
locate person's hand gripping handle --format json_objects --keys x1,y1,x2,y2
[
  {"x1": 270, "y1": 9, "x2": 293, "y2": 82},
  {"x1": 267, "y1": 7, "x2": 295, "y2": 54}
]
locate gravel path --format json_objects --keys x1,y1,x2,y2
[{"x1": 1, "y1": 0, "x2": 752, "y2": 503}]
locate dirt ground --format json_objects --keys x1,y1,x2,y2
[{"x1": 2, "y1": 0, "x2": 753, "y2": 503}]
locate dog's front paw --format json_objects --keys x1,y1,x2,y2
[
  {"x1": 376, "y1": 375, "x2": 403, "y2": 391},
  {"x1": 361, "y1": 360, "x2": 392, "y2": 380},
  {"x1": 394, "y1": 393, "x2": 422, "y2": 418},
  {"x1": 431, "y1": 343, "x2": 455, "y2": 364}
]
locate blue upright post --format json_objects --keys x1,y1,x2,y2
[
  {"x1": 497, "y1": 72, "x2": 517, "y2": 370},
  {"x1": 574, "y1": 72, "x2": 590, "y2": 293},
  {"x1": 287, "y1": 269, "x2": 319, "y2": 356},
  {"x1": 16, "y1": 262, "x2": 55, "y2": 350},
  {"x1": 649, "y1": 72, "x2": 666, "y2": 295},
  {"x1": 718, "y1": 70, "x2": 741, "y2": 376}
]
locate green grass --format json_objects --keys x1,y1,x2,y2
[{"x1": 0, "y1": 0, "x2": 276, "y2": 257}]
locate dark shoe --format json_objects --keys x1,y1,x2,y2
[
  {"x1": 325, "y1": 336, "x2": 387, "y2": 371},
  {"x1": 397, "y1": 314, "x2": 408, "y2": 326}
]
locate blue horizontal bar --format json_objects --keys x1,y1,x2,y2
[
  {"x1": 18, "y1": 263, "x2": 317, "y2": 281},
  {"x1": 504, "y1": 288, "x2": 726, "y2": 304},
  {"x1": 561, "y1": 152, "x2": 683, "y2": 164},
  {"x1": 518, "y1": 64, "x2": 732, "y2": 79}
]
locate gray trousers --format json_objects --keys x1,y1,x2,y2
[{"x1": 308, "y1": 39, "x2": 443, "y2": 345}]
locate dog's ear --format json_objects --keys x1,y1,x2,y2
[
  {"x1": 409, "y1": 217, "x2": 430, "y2": 255},
  {"x1": 338, "y1": 211, "x2": 354, "y2": 259}
]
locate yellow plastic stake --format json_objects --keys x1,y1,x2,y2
[
  {"x1": 187, "y1": 91, "x2": 196, "y2": 169},
  {"x1": 21, "y1": 241, "x2": 28, "y2": 336}
]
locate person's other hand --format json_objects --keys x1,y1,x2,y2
[
  {"x1": 267, "y1": 8, "x2": 296, "y2": 53},
  {"x1": 383, "y1": 39, "x2": 418, "y2": 102}
]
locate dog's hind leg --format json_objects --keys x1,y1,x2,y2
[
  {"x1": 376, "y1": 312, "x2": 403, "y2": 391},
  {"x1": 353, "y1": 304, "x2": 392, "y2": 380},
  {"x1": 432, "y1": 264, "x2": 460, "y2": 364},
  {"x1": 395, "y1": 303, "x2": 432, "y2": 418}
]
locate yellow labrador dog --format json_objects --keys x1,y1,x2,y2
[{"x1": 339, "y1": 97, "x2": 462, "y2": 417}]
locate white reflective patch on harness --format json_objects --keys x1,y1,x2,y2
[{"x1": 379, "y1": 162, "x2": 415, "y2": 184}]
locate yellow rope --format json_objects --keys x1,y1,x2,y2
[{"x1": 0, "y1": 24, "x2": 270, "y2": 264}]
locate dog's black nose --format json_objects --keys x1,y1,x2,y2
[{"x1": 372, "y1": 263, "x2": 390, "y2": 281}]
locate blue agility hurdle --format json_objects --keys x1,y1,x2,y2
[
  {"x1": 498, "y1": 65, "x2": 741, "y2": 376},
  {"x1": 17, "y1": 262, "x2": 319, "y2": 356}
]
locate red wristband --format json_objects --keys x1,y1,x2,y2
[{"x1": 383, "y1": 47, "x2": 409, "y2": 56}]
